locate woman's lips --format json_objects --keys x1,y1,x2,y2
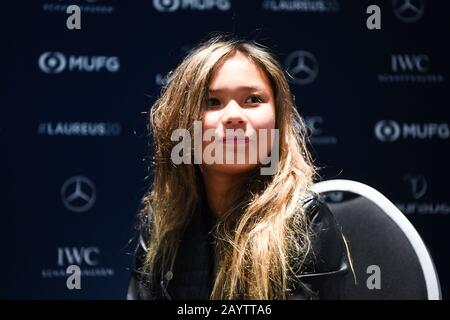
[{"x1": 222, "y1": 136, "x2": 250, "y2": 144}]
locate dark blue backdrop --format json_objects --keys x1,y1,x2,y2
[{"x1": 1, "y1": 0, "x2": 449, "y2": 299}]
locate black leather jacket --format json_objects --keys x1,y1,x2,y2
[{"x1": 127, "y1": 193, "x2": 350, "y2": 300}]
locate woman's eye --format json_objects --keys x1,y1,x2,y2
[
  {"x1": 245, "y1": 95, "x2": 263, "y2": 104},
  {"x1": 205, "y1": 98, "x2": 220, "y2": 107}
]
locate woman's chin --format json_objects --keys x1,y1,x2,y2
[{"x1": 202, "y1": 163, "x2": 259, "y2": 175}]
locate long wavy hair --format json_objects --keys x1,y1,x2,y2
[{"x1": 140, "y1": 35, "x2": 319, "y2": 299}]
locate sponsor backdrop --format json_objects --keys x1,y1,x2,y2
[{"x1": 1, "y1": 0, "x2": 449, "y2": 299}]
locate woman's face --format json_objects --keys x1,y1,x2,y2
[{"x1": 201, "y1": 51, "x2": 276, "y2": 175}]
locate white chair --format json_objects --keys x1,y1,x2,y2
[{"x1": 311, "y1": 179, "x2": 441, "y2": 300}]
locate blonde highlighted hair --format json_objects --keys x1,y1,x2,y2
[{"x1": 141, "y1": 35, "x2": 318, "y2": 299}]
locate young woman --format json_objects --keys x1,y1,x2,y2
[{"x1": 127, "y1": 36, "x2": 351, "y2": 300}]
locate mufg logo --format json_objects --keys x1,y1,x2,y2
[
  {"x1": 152, "y1": 0, "x2": 231, "y2": 12},
  {"x1": 374, "y1": 120, "x2": 450, "y2": 142},
  {"x1": 38, "y1": 51, "x2": 120, "y2": 74}
]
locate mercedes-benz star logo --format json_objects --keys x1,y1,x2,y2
[
  {"x1": 285, "y1": 50, "x2": 319, "y2": 85},
  {"x1": 61, "y1": 176, "x2": 96, "y2": 213},
  {"x1": 393, "y1": 0, "x2": 425, "y2": 23}
]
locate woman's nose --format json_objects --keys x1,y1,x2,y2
[{"x1": 222, "y1": 101, "x2": 246, "y2": 127}]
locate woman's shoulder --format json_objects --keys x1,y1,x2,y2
[{"x1": 127, "y1": 205, "x2": 159, "y2": 300}]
